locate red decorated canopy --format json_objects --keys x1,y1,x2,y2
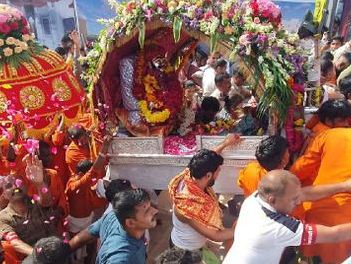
[{"x1": 0, "y1": 4, "x2": 85, "y2": 141}]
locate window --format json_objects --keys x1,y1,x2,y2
[
  {"x1": 42, "y1": 17, "x2": 51, "y2": 35},
  {"x1": 63, "y1": 17, "x2": 75, "y2": 33}
]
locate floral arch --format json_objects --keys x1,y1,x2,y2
[{"x1": 85, "y1": 0, "x2": 306, "y2": 150}]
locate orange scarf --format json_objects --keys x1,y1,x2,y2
[{"x1": 168, "y1": 168, "x2": 223, "y2": 230}]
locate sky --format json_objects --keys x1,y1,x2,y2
[
  {"x1": 76, "y1": 0, "x2": 316, "y2": 35},
  {"x1": 76, "y1": 0, "x2": 115, "y2": 35}
]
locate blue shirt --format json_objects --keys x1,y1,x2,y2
[{"x1": 88, "y1": 211, "x2": 146, "y2": 264}]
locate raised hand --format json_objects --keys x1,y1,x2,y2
[
  {"x1": 24, "y1": 154, "x2": 44, "y2": 185},
  {"x1": 223, "y1": 133, "x2": 242, "y2": 147},
  {"x1": 69, "y1": 30, "x2": 81, "y2": 47}
]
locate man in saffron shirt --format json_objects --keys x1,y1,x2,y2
[
  {"x1": 237, "y1": 135, "x2": 289, "y2": 197},
  {"x1": 291, "y1": 125, "x2": 351, "y2": 263}
]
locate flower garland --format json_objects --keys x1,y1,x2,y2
[
  {"x1": 0, "y1": 4, "x2": 43, "y2": 69},
  {"x1": 196, "y1": 119, "x2": 235, "y2": 135},
  {"x1": 133, "y1": 50, "x2": 182, "y2": 125},
  {"x1": 138, "y1": 100, "x2": 170, "y2": 123},
  {"x1": 85, "y1": 0, "x2": 308, "y2": 126}
]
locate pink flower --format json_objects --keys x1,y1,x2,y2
[
  {"x1": 51, "y1": 146, "x2": 58, "y2": 155},
  {"x1": 15, "y1": 179, "x2": 23, "y2": 188},
  {"x1": 9, "y1": 22, "x2": 18, "y2": 30},
  {"x1": 0, "y1": 23, "x2": 11, "y2": 34},
  {"x1": 203, "y1": 10, "x2": 213, "y2": 20},
  {"x1": 32, "y1": 194, "x2": 40, "y2": 201},
  {"x1": 0, "y1": 14, "x2": 9, "y2": 23},
  {"x1": 24, "y1": 139, "x2": 40, "y2": 154},
  {"x1": 253, "y1": 17, "x2": 260, "y2": 24}
]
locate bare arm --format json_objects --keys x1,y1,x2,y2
[
  {"x1": 212, "y1": 134, "x2": 241, "y2": 154},
  {"x1": 316, "y1": 223, "x2": 351, "y2": 243},
  {"x1": 91, "y1": 135, "x2": 112, "y2": 172},
  {"x1": 69, "y1": 229, "x2": 97, "y2": 251},
  {"x1": 10, "y1": 238, "x2": 33, "y2": 256},
  {"x1": 301, "y1": 179, "x2": 351, "y2": 202}
]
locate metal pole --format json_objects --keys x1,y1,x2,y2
[{"x1": 73, "y1": 0, "x2": 81, "y2": 35}]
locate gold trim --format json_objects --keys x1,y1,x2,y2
[
  {"x1": 22, "y1": 61, "x2": 36, "y2": 75},
  {"x1": 52, "y1": 78, "x2": 72, "y2": 101},
  {"x1": 0, "y1": 91, "x2": 8, "y2": 113},
  {"x1": 47, "y1": 50, "x2": 65, "y2": 63},
  {"x1": 37, "y1": 53, "x2": 59, "y2": 68},
  {"x1": 19, "y1": 86, "x2": 45, "y2": 110},
  {"x1": 8, "y1": 64, "x2": 18, "y2": 78},
  {"x1": 68, "y1": 73, "x2": 82, "y2": 92},
  {"x1": 30, "y1": 58, "x2": 45, "y2": 73},
  {"x1": 0, "y1": 64, "x2": 68, "y2": 85}
]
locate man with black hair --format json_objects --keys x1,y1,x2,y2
[
  {"x1": 211, "y1": 72, "x2": 233, "y2": 109},
  {"x1": 0, "y1": 155, "x2": 58, "y2": 257},
  {"x1": 65, "y1": 136, "x2": 111, "y2": 238},
  {"x1": 195, "y1": 96, "x2": 220, "y2": 124},
  {"x1": 237, "y1": 135, "x2": 289, "y2": 197},
  {"x1": 22, "y1": 236, "x2": 70, "y2": 264},
  {"x1": 69, "y1": 188, "x2": 158, "y2": 264},
  {"x1": 168, "y1": 134, "x2": 241, "y2": 258},
  {"x1": 26, "y1": 141, "x2": 68, "y2": 219},
  {"x1": 335, "y1": 52, "x2": 351, "y2": 77},
  {"x1": 321, "y1": 51, "x2": 334, "y2": 61},
  {"x1": 292, "y1": 99, "x2": 351, "y2": 186},
  {"x1": 202, "y1": 51, "x2": 222, "y2": 96},
  {"x1": 337, "y1": 52, "x2": 351, "y2": 85},
  {"x1": 61, "y1": 30, "x2": 82, "y2": 77},
  {"x1": 155, "y1": 247, "x2": 202, "y2": 264},
  {"x1": 214, "y1": 58, "x2": 227, "y2": 75},
  {"x1": 330, "y1": 36, "x2": 343, "y2": 52},
  {"x1": 231, "y1": 68, "x2": 251, "y2": 98},
  {"x1": 65, "y1": 126, "x2": 92, "y2": 177},
  {"x1": 339, "y1": 76, "x2": 351, "y2": 100}
]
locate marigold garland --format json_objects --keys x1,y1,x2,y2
[{"x1": 138, "y1": 100, "x2": 170, "y2": 123}]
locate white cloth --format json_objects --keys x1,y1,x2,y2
[
  {"x1": 333, "y1": 42, "x2": 351, "y2": 62},
  {"x1": 67, "y1": 213, "x2": 94, "y2": 233},
  {"x1": 223, "y1": 192, "x2": 317, "y2": 264},
  {"x1": 171, "y1": 210, "x2": 207, "y2": 251},
  {"x1": 67, "y1": 213, "x2": 94, "y2": 260},
  {"x1": 210, "y1": 89, "x2": 221, "y2": 100},
  {"x1": 202, "y1": 67, "x2": 216, "y2": 96}
]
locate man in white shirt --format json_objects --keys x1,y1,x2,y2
[
  {"x1": 211, "y1": 72, "x2": 233, "y2": 109},
  {"x1": 224, "y1": 170, "x2": 351, "y2": 264},
  {"x1": 202, "y1": 51, "x2": 222, "y2": 96}
]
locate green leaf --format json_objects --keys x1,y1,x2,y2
[
  {"x1": 138, "y1": 21, "x2": 145, "y2": 48},
  {"x1": 173, "y1": 16, "x2": 182, "y2": 43},
  {"x1": 210, "y1": 32, "x2": 218, "y2": 53}
]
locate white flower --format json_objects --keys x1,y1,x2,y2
[
  {"x1": 22, "y1": 34, "x2": 30, "y2": 42},
  {"x1": 5, "y1": 37, "x2": 15, "y2": 45},
  {"x1": 20, "y1": 42, "x2": 28, "y2": 50},
  {"x1": 3, "y1": 47, "x2": 13, "y2": 57},
  {"x1": 14, "y1": 46, "x2": 22, "y2": 54},
  {"x1": 0, "y1": 39, "x2": 4, "y2": 46},
  {"x1": 258, "y1": 56, "x2": 264, "y2": 64}
]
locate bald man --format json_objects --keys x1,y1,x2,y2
[{"x1": 224, "y1": 170, "x2": 351, "y2": 264}]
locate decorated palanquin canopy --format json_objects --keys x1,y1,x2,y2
[
  {"x1": 0, "y1": 4, "x2": 85, "y2": 141},
  {"x1": 91, "y1": 21, "x2": 213, "y2": 137}
]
